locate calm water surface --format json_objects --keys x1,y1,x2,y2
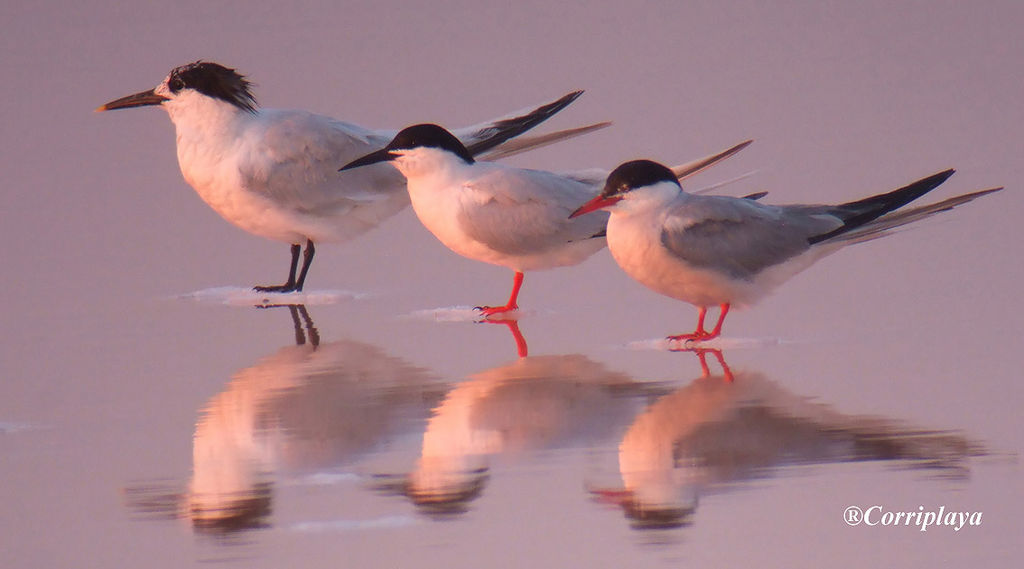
[
  {"x1": 2, "y1": 275, "x2": 1018, "y2": 567},
  {"x1": 3, "y1": 2, "x2": 1022, "y2": 567}
]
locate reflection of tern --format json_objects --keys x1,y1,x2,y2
[
  {"x1": 593, "y1": 352, "x2": 980, "y2": 530},
  {"x1": 342, "y1": 124, "x2": 749, "y2": 315},
  {"x1": 376, "y1": 355, "x2": 641, "y2": 516},
  {"x1": 97, "y1": 61, "x2": 597, "y2": 291},
  {"x1": 571, "y1": 160, "x2": 1001, "y2": 343},
  {"x1": 185, "y1": 306, "x2": 439, "y2": 532}
]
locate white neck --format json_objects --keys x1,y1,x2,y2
[
  {"x1": 390, "y1": 147, "x2": 471, "y2": 182},
  {"x1": 163, "y1": 90, "x2": 250, "y2": 144}
]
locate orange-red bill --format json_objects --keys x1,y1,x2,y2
[{"x1": 569, "y1": 195, "x2": 622, "y2": 218}]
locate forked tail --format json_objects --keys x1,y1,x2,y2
[{"x1": 809, "y1": 169, "x2": 960, "y2": 245}]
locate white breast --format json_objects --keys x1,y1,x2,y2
[{"x1": 606, "y1": 212, "x2": 763, "y2": 308}]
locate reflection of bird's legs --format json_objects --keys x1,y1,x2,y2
[
  {"x1": 476, "y1": 271, "x2": 524, "y2": 317},
  {"x1": 294, "y1": 304, "x2": 320, "y2": 347},
  {"x1": 691, "y1": 348, "x2": 734, "y2": 382},
  {"x1": 589, "y1": 486, "x2": 634, "y2": 505},
  {"x1": 668, "y1": 303, "x2": 730, "y2": 344},
  {"x1": 480, "y1": 318, "x2": 528, "y2": 357},
  {"x1": 258, "y1": 303, "x2": 320, "y2": 347}
]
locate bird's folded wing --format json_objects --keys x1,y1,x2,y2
[
  {"x1": 238, "y1": 110, "x2": 406, "y2": 214},
  {"x1": 457, "y1": 168, "x2": 608, "y2": 255},
  {"x1": 660, "y1": 197, "x2": 839, "y2": 280}
]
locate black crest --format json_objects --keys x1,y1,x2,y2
[
  {"x1": 167, "y1": 61, "x2": 257, "y2": 113},
  {"x1": 601, "y1": 160, "x2": 679, "y2": 198},
  {"x1": 387, "y1": 124, "x2": 474, "y2": 164}
]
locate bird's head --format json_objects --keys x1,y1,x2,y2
[
  {"x1": 570, "y1": 159, "x2": 681, "y2": 218},
  {"x1": 96, "y1": 61, "x2": 257, "y2": 116},
  {"x1": 340, "y1": 123, "x2": 474, "y2": 177}
]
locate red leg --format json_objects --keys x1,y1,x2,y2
[
  {"x1": 667, "y1": 303, "x2": 730, "y2": 345},
  {"x1": 666, "y1": 306, "x2": 707, "y2": 342},
  {"x1": 705, "y1": 303, "x2": 730, "y2": 340},
  {"x1": 477, "y1": 271, "x2": 524, "y2": 317}
]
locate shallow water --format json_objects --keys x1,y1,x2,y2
[
  {"x1": 3, "y1": 2, "x2": 1022, "y2": 567},
  {"x1": 3, "y1": 281, "x2": 1019, "y2": 568}
]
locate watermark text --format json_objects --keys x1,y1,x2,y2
[{"x1": 844, "y1": 505, "x2": 981, "y2": 531}]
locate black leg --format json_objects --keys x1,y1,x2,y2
[
  {"x1": 254, "y1": 243, "x2": 302, "y2": 292},
  {"x1": 294, "y1": 239, "x2": 315, "y2": 292}
]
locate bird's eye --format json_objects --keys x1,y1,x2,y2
[{"x1": 168, "y1": 77, "x2": 185, "y2": 93}]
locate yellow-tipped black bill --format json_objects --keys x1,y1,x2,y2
[{"x1": 96, "y1": 89, "x2": 168, "y2": 112}]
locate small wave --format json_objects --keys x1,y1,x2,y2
[{"x1": 177, "y1": 286, "x2": 368, "y2": 307}]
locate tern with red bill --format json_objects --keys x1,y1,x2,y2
[
  {"x1": 342, "y1": 124, "x2": 750, "y2": 316},
  {"x1": 570, "y1": 159, "x2": 1001, "y2": 344},
  {"x1": 97, "y1": 61, "x2": 600, "y2": 292}
]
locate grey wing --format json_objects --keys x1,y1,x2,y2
[
  {"x1": 457, "y1": 168, "x2": 608, "y2": 256},
  {"x1": 559, "y1": 167, "x2": 610, "y2": 186},
  {"x1": 238, "y1": 110, "x2": 407, "y2": 217},
  {"x1": 660, "y1": 197, "x2": 841, "y2": 280}
]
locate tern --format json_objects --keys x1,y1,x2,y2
[
  {"x1": 341, "y1": 124, "x2": 750, "y2": 316},
  {"x1": 570, "y1": 160, "x2": 1002, "y2": 343},
  {"x1": 97, "y1": 61, "x2": 601, "y2": 292}
]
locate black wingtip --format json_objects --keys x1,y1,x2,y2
[
  {"x1": 921, "y1": 168, "x2": 956, "y2": 188},
  {"x1": 464, "y1": 90, "x2": 585, "y2": 156},
  {"x1": 852, "y1": 168, "x2": 956, "y2": 211},
  {"x1": 808, "y1": 168, "x2": 958, "y2": 244}
]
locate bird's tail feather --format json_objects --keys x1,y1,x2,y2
[
  {"x1": 479, "y1": 122, "x2": 611, "y2": 161},
  {"x1": 671, "y1": 140, "x2": 753, "y2": 181},
  {"x1": 691, "y1": 170, "x2": 761, "y2": 196},
  {"x1": 820, "y1": 186, "x2": 1002, "y2": 245}
]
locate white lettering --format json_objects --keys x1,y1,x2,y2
[
  {"x1": 954, "y1": 512, "x2": 967, "y2": 531},
  {"x1": 851, "y1": 506, "x2": 981, "y2": 530},
  {"x1": 864, "y1": 505, "x2": 882, "y2": 526},
  {"x1": 920, "y1": 511, "x2": 936, "y2": 532}
]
